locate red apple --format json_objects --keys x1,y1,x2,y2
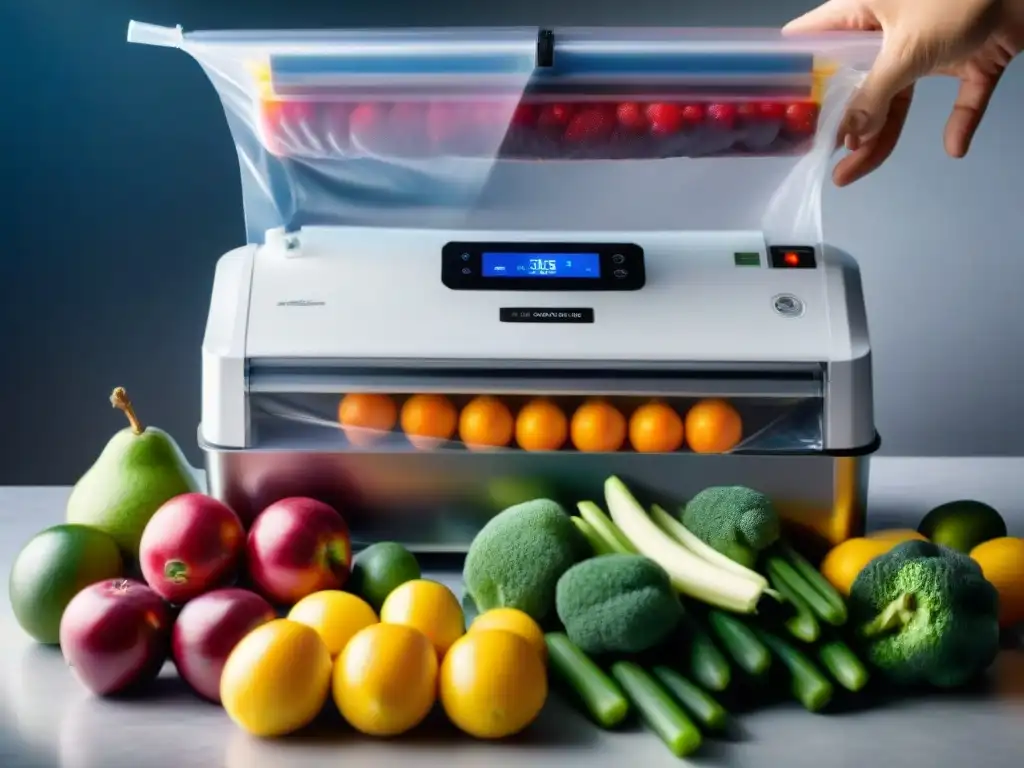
[
  {"x1": 59, "y1": 579, "x2": 170, "y2": 696},
  {"x1": 139, "y1": 493, "x2": 245, "y2": 604},
  {"x1": 246, "y1": 498, "x2": 352, "y2": 606},
  {"x1": 171, "y1": 588, "x2": 276, "y2": 703}
]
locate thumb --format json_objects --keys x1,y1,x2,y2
[
  {"x1": 844, "y1": 34, "x2": 927, "y2": 141},
  {"x1": 783, "y1": 0, "x2": 857, "y2": 33}
]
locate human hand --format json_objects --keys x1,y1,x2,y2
[{"x1": 784, "y1": 0, "x2": 1024, "y2": 185}]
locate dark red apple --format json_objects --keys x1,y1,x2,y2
[
  {"x1": 139, "y1": 493, "x2": 245, "y2": 604},
  {"x1": 246, "y1": 497, "x2": 352, "y2": 606},
  {"x1": 59, "y1": 579, "x2": 170, "y2": 696},
  {"x1": 171, "y1": 588, "x2": 276, "y2": 703}
]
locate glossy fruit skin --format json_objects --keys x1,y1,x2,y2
[
  {"x1": 514, "y1": 399, "x2": 568, "y2": 452},
  {"x1": 970, "y1": 537, "x2": 1024, "y2": 628},
  {"x1": 287, "y1": 590, "x2": 378, "y2": 657},
  {"x1": 59, "y1": 579, "x2": 171, "y2": 697},
  {"x1": 616, "y1": 102, "x2": 648, "y2": 133},
  {"x1": 706, "y1": 102, "x2": 738, "y2": 129},
  {"x1": 537, "y1": 104, "x2": 576, "y2": 134},
  {"x1": 440, "y1": 629, "x2": 548, "y2": 739},
  {"x1": 458, "y1": 396, "x2": 515, "y2": 450},
  {"x1": 783, "y1": 102, "x2": 819, "y2": 135},
  {"x1": 333, "y1": 623, "x2": 438, "y2": 736},
  {"x1": 683, "y1": 399, "x2": 743, "y2": 454},
  {"x1": 171, "y1": 588, "x2": 276, "y2": 703},
  {"x1": 628, "y1": 401, "x2": 686, "y2": 453},
  {"x1": 400, "y1": 394, "x2": 458, "y2": 449},
  {"x1": 246, "y1": 498, "x2": 352, "y2": 606},
  {"x1": 337, "y1": 393, "x2": 398, "y2": 447},
  {"x1": 139, "y1": 493, "x2": 245, "y2": 604},
  {"x1": 379, "y1": 579, "x2": 465, "y2": 659},
  {"x1": 646, "y1": 103, "x2": 684, "y2": 135},
  {"x1": 470, "y1": 608, "x2": 547, "y2": 663},
  {"x1": 9, "y1": 524, "x2": 124, "y2": 645},
  {"x1": 570, "y1": 400, "x2": 627, "y2": 452},
  {"x1": 220, "y1": 619, "x2": 333, "y2": 737}
]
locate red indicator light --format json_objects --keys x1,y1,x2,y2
[{"x1": 784, "y1": 252, "x2": 800, "y2": 266}]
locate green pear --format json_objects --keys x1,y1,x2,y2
[{"x1": 66, "y1": 387, "x2": 200, "y2": 560}]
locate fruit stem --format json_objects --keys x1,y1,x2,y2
[
  {"x1": 110, "y1": 387, "x2": 144, "y2": 435},
  {"x1": 860, "y1": 593, "x2": 916, "y2": 639}
]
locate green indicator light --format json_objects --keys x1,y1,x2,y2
[{"x1": 734, "y1": 252, "x2": 761, "y2": 267}]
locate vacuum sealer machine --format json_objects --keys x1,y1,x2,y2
[{"x1": 129, "y1": 22, "x2": 881, "y2": 555}]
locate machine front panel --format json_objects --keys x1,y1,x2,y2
[{"x1": 245, "y1": 228, "x2": 840, "y2": 363}]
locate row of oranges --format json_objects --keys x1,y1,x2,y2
[{"x1": 336, "y1": 394, "x2": 744, "y2": 454}]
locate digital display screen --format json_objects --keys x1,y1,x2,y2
[{"x1": 482, "y1": 252, "x2": 601, "y2": 279}]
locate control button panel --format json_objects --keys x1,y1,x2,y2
[{"x1": 442, "y1": 241, "x2": 646, "y2": 291}]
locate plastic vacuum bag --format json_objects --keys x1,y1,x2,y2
[{"x1": 128, "y1": 22, "x2": 879, "y2": 245}]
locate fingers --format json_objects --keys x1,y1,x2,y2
[
  {"x1": 842, "y1": 37, "x2": 925, "y2": 146},
  {"x1": 944, "y1": 68, "x2": 1002, "y2": 157},
  {"x1": 783, "y1": 0, "x2": 859, "y2": 33},
  {"x1": 833, "y1": 84, "x2": 914, "y2": 186}
]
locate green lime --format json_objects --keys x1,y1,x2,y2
[
  {"x1": 348, "y1": 542, "x2": 421, "y2": 612},
  {"x1": 917, "y1": 500, "x2": 1007, "y2": 553},
  {"x1": 9, "y1": 524, "x2": 125, "y2": 644}
]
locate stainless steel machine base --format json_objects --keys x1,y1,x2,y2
[{"x1": 204, "y1": 447, "x2": 869, "y2": 559}]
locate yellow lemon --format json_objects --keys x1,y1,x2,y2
[
  {"x1": 470, "y1": 608, "x2": 546, "y2": 664},
  {"x1": 220, "y1": 619, "x2": 332, "y2": 738},
  {"x1": 865, "y1": 529, "x2": 928, "y2": 544},
  {"x1": 380, "y1": 579, "x2": 464, "y2": 659},
  {"x1": 439, "y1": 629, "x2": 547, "y2": 739},
  {"x1": 332, "y1": 623, "x2": 438, "y2": 736},
  {"x1": 819, "y1": 538, "x2": 895, "y2": 597},
  {"x1": 971, "y1": 537, "x2": 1024, "y2": 628},
  {"x1": 287, "y1": 590, "x2": 378, "y2": 657}
]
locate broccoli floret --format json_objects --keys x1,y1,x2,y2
[
  {"x1": 679, "y1": 486, "x2": 780, "y2": 568},
  {"x1": 849, "y1": 540, "x2": 1000, "y2": 688},
  {"x1": 555, "y1": 554, "x2": 684, "y2": 656},
  {"x1": 463, "y1": 499, "x2": 588, "y2": 622}
]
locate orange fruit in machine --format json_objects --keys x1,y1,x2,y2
[
  {"x1": 337, "y1": 393, "x2": 398, "y2": 447},
  {"x1": 684, "y1": 399, "x2": 743, "y2": 454},
  {"x1": 515, "y1": 399, "x2": 569, "y2": 451},
  {"x1": 459, "y1": 396, "x2": 515, "y2": 450},
  {"x1": 399, "y1": 394, "x2": 458, "y2": 449},
  {"x1": 628, "y1": 401, "x2": 685, "y2": 453},
  {"x1": 570, "y1": 400, "x2": 627, "y2": 452}
]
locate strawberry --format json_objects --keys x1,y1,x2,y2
[
  {"x1": 616, "y1": 102, "x2": 648, "y2": 133},
  {"x1": 537, "y1": 103, "x2": 576, "y2": 133},
  {"x1": 511, "y1": 103, "x2": 539, "y2": 127},
  {"x1": 757, "y1": 102, "x2": 786, "y2": 121},
  {"x1": 319, "y1": 102, "x2": 352, "y2": 150},
  {"x1": 259, "y1": 100, "x2": 316, "y2": 156},
  {"x1": 706, "y1": 102, "x2": 738, "y2": 130},
  {"x1": 564, "y1": 105, "x2": 616, "y2": 143},
  {"x1": 679, "y1": 103, "x2": 705, "y2": 126},
  {"x1": 348, "y1": 103, "x2": 389, "y2": 151},
  {"x1": 736, "y1": 102, "x2": 760, "y2": 123},
  {"x1": 646, "y1": 103, "x2": 684, "y2": 135},
  {"x1": 784, "y1": 101, "x2": 819, "y2": 135},
  {"x1": 426, "y1": 102, "x2": 469, "y2": 152}
]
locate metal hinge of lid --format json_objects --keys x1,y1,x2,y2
[{"x1": 537, "y1": 29, "x2": 555, "y2": 68}]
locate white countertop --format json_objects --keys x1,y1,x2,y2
[{"x1": 3, "y1": 456, "x2": 1024, "y2": 768}]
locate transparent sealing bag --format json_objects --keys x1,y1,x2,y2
[
  {"x1": 127, "y1": 22, "x2": 879, "y2": 244},
  {"x1": 244, "y1": 385, "x2": 824, "y2": 455}
]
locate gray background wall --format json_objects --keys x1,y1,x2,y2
[{"x1": 3, "y1": 0, "x2": 1023, "y2": 484}]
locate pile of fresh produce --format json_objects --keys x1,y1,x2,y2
[
  {"x1": 8, "y1": 389, "x2": 551, "y2": 741},
  {"x1": 461, "y1": 477, "x2": 1022, "y2": 758},
  {"x1": 8, "y1": 388, "x2": 1024, "y2": 754}
]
